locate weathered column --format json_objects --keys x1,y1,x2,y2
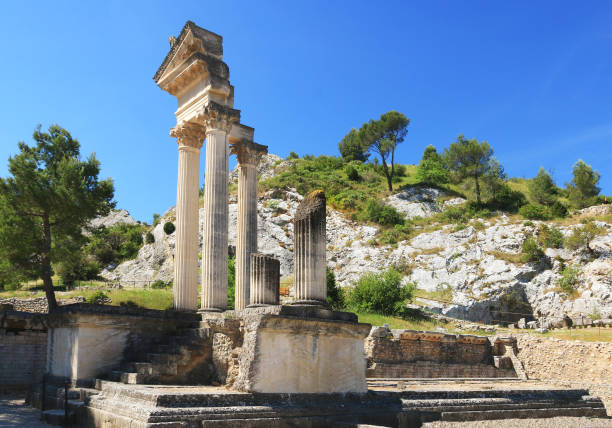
[
  {"x1": 248, "y1": 253, "x2": 280, "y2": 306},
  {"x1": 200, "y1": 112, "x2": 233, "y2": 312},
  {"x1": 170, "y1": 122, "x2": 205, "y2": 311},
  {"x1": 293, "y1": 190, "x2": 327, "y2": 305},
  {"x1": 231, "y1": 141, "x2": 268, "y2": 310}
]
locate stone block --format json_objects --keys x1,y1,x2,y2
[{"x1": 517, "y1": 318, "x2": 526, "y2": 329}]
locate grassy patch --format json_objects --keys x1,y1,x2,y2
[
  {"x1": 511, "y1": 327, "x2": 612, "y2": 343},
  {"x1": 485, "y1": 250, "x2": 523, "y2": 264},
  {"x1": 414, "y1": 287, "x2": 453, "y2": 303}
]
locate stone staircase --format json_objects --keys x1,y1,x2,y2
[{"x1": 28, "y1": 380, "x2": 101, "y2": 426}]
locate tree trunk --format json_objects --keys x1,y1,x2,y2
[
  {"x1": 41, "y1": 213, "x2": 58, "y2": 312},
  {"x1": 381, "y1": 156, "x2": 393, "y2": 192},
  {"x1": 474, "y1": 172, "x2": 481, "y2": 205}
]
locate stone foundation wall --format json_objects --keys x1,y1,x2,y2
[
  {"x1": 516, "y1": 334, "x2": 612, "y2": 415},
  {"x1": 366, "y1": 328, "x2": 517, "y2": 378},
  {"x1": 0, "y1": 309, "x2": 48, "y2": 391}
]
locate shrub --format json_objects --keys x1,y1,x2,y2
[
  {"x1": 152, "y1": 213, "x2": 161, "y2": 226},
  {"x1": 488, "y1": 185, "x2": 526, "y2": 213},
  {"x1": 326, "y1": 268, "x2": 344, "y2": 309},
  {"x1": 521, "y1": 237, "x2": 545, "y2": 262},
  {"x1": 519, "y1": 203, "x2": 549, "y2": 220},
  {"x1": 345, "y1": 164, "x2": 360, "y2": 181},
  {"x1": 346, "y1": 268, "x2": 413, "y2": 315},
  {"x1": 227, "y1": 255, "x2": 235, "y2": 310},
  {"x1": 163, "y1": 221, "x2": 175, "y2": 235},
  {"x1": 151, "y1": 280, "x2": 169, "y2": 289},
  {"x1": 394, "y1": 164, "x2": 407, "y2": 177},
  {"x1": 549, "y1": 201, "x2": 568, "y2": 218},
  {"x1": 286, "y1": 151, "x2": 299, "y2": 160},
  {"x1": 557, "y1": 265, "x2": 580, "y2": 294},
  {"x1": 565, "y1": 222, "x2": 603, "y2": 252},
  {"x1": 145, "y1": 231, "x2": 155, "y2": 244},
  {"x1": 361, "y1": 199, "x2": 405, "y2": 226},
  {"x1": 538, "y1": 224, "x2": 564, "y2": 249},
  {"x1": 87, "y1": 291, "x2": 110, "y2": 305},
  {"x1": 378, "y1": 224, "x2": 413, "y2": 245}
]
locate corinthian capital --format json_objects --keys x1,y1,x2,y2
[
  {"x1": 202, "y1": 101, "x2": 240, "y2": 133},
  {"x1": 230, "y1": 140, "x2": 268, "y2": 166},
  {"x1": 170, "y1": 122, "x2": 205, "y2": 149}
]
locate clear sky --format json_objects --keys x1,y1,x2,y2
[{"x1": 1, "y1": 1, "x2": 611, "y2": 222}]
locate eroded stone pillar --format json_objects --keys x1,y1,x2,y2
[
  {"x1": 293, "y1": 190, "x2": 327, "y2": 305},
  {"x1": 200, "y1": 114, "x2": 232, "y2": 312},
  {"x1": 231, "y1": 141, "x2": 268, "y2": 310},
  {"x1": 249, "y1": 253, "x2": 280, "y2": 307},
  {"x1": 170, "y1": 122, "x2": 205, "y2": 311}
]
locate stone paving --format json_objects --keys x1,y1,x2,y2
[
  {"x1": 0, "y1": 395, "x2": 51, "y2": 428},
  {"x1": 423, "y1": 416, "x2": 612, "y2": 427}
]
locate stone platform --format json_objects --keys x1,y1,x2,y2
[{"x1": 76, "y1": 379, "x2": 608, "y2": 427}]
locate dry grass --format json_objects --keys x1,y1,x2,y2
[{"x1": 485, "y1": 250, "x2": 523, "y2": 264}]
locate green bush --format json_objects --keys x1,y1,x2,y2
[
  {"x1": 345, "y1": 164, "x2": 360, "y2": 181},
  {"x1": 163, "y1": 221, "x2": 175, "y2": 235},
  {"x1": 85, "y1": 223, "x2": 146, "y2": 266},
  {"x1": 488, "y1": 185, "x2": 526, "y2": 213},
  {"x1": 538, "y1": 224, "x2": 564, "y2": 249},
  {"x1": 361, "y1": 199, "x2": 405, "y2": 226},
  {"x1": 519, "y1": 203, "x2": 549, "y2": 220},
  {"x1": 87, "y1": 291, "x2": 110, "y2": 305},
  {"x1": 549, "y1": 201, "x2": 568, "y2": 218},
  {"x1": 521, "y1": 237, "x2": 545, "y2": 262},
  {"x1": 557, "y1": 265, "x2": 580, "y2": 293},
  {"x1": 151, "y1": 280, "x2": 169, "y2": 289},
  {"x1": 152, "y1": 213, "x2": 161, "y2": 226},
  {"x1": 326, "y1": 268, "x2": 344, "y2": 309},
  {"x1": 565, "y1": 222, "x2": 603, "y2": 252},
  {"x1": 227, "y1": 255, "x2": 235, "y2": 310},
  {"x1": 346, "y1": 268, "x2": 413, "y2": 315},
  {"x1": 286, "y1": 151, "x2": 299, "y2": 160},
  {"x1": 378, "y1": 224, "x2": 413, "y2": 245},
  {"x1": 145, "y1": 231, "x2": 155, "y2": 244}
]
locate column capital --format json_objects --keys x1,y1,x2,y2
[
  {"x1": 230, "y1": 140, "x2": 268, "y2": 167},
  {"x1": 170, "y1": 121, "x2": 206, "y2": 149},
  {"x1": 202, "y1": 101, "x2": 240, "y2": 133}
]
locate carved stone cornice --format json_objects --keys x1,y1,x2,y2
[
  {"x1": 230, "y1": 140, "x2": 268, "y2": 166},
  {"x1": 170, "y1": 122, "x2": 206, "y2": 149},
  {"x1": 202, "y1": 101, "x2": 240, "y2": 133}
]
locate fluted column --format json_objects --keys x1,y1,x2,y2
[
  {"x1": 200, "y1": 116, "x2": 232, "y2": 311},
  {"x1": 293, "y1": 190, "x2": 327, "y2": 305},
  {"x1": 248, "y1": 253, "x2": 280, "y2": 306},
  {"x1": 170, "y1": 122, "x2": 205, "y2": 311},
  {"x1": 231, "y1": 141, "x2": 267, "y2": 310}
]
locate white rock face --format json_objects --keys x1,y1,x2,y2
[
  {"x1": 102, "y1": 184, "x2": 612, "y2": 323},
  {"x1": 88, "y1": 209, "x2": 137, "y2": 230},
  {"x1": 385, "y1": 187, "x2": 466, "y2": 219},
  {"x1": 229, "y1": 154, "x2": 283, "y2": 183}
]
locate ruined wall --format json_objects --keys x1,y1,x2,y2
[
  {"x1": 516, "y1": 334, "x2": 612, "y2": 415},
  {"x1": 0, "y1": 308, "x2": 48, "y2": 391},
  {"x1": 365, "y1": 328, "x2": 517, "y2": 378}
]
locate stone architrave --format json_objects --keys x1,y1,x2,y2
[
  {"x1": 293, "y1": 190, "x2": 327, "y2": 306},
  {"x1": 230, "y1": 139, "x2": 268, "y2": 310},
  {"x1": 170, "y1": 122, "x2": 205, "y2": 311},
  {"x1": 248, "y1": 253, "x2": 280, "y2": 307}
]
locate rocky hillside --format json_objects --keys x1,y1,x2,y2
[{"x1": 99, "y1": 154, "x2": 612, "y2": 324}]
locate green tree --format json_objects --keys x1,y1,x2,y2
[
  {"x1": 416, "y1": 145, "x2": 449, "y2": 186},
  {"x1": 359, "y1": 111, "x2": 410, "y2": 191},
  {"x1": 566, "y1": 160, "x2": 601, "y2": 208},
  {"x1": 529, "y1": 168, "x2": 557, "y2": 206},
  {"x1": 0, "y1": 125, "x2": 114, "y2": 311},
  {"x1": 338, "y1": 128, "x2": 369, "y2": 162},
  {"x1": 326, "y1": 268, "x2": 344, "y2": 309},
  {"x1": 443, "y1": 135, "x2": 497, "y2": 204},
  {"x1": 565, "y1": 221, "x2": 602, "y2": 256},
  {"x1": 347, "y1": 268, "x2": 413, "y2": 315}
]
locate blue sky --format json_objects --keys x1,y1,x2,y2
[{"x1": 1, "y1": 1, "x2": 611, "y2": 222}]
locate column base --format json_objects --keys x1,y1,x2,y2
[
  {"x1": 246, "y1": 303, "x2": 275, "y2": 308},
  {"x1": 290, "y1": 299, "x2": 329, "y2": 308},
  {"x1": 198, "y1": 307, "x2": 224, "y2": 313}
]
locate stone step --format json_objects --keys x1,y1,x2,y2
[
  {"x1": 42, "y1": 409, "x2": 75, "y2": 426},
  {"x1": 109, "y1": 370, "x2": 149, "y2": 384},
  {"x1": 440, "y1": 406, "x2": 608, "y2": 421},
  {"x1": 404, "y1": 398, "x2": 605, "y2": 413}
]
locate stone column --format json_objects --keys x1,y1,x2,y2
[
  {"x1": 248, "y1": 253, "x2": 280, "y2": 307},
  {"x1": 231, "y1": 141, "x2": 267, "y2": 310},
  {"x1": 293, "y1": 190, "x2": 327, "y2": 305},
  {"x1": 170, "y1": 122, "x2": 205, "y2": 311},
  {"x1": 200, "y1": 115, "x2": 232, "y2": 312}
]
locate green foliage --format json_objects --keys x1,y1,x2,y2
[
  {"x1": 145, "y1": 231, "x2": 155, "y2": 244},
  {"x1": 361, "y1": 199, "x2": 405, "y2": 226},
  {"x1": 345, "y1": 163, "x2": 361, "y2": 181},
  {"x1": 565, "y1": 222, "x2": 603, "y2": 253},
  {"x1": 416, "y1": 145, "x2": 449, "y2": 186},
  {"x1": 357, "y1": 111, "x2": 410, "y2": 191},
  {"x1": 567, "y1": 160, "x2": 601, "y2": 208},
  {"x1": 529, "y1": 168, "x2": 557, "y2": 206},
  {"x1": 378, "y1": 223, "x2": 414, "y2": 245},
  {"x1": 521, "y1": 237, "x2": 545, "y2": 262},
  {"x1": 163, "y1": 221, "x2": 175, "y2": 235},
  {"x1": 0, "y1": 259, "x2": 26, "y2": 291},
  {"x1": 326, "y1": 268, "x2": 344, "y2": 309},
  {"x1": 0, "y1": 125, "x2": 115, "y2": 311},
  {"x1": 85, "y1": 223, "x2": 145, "y2": 266},
  {"x1": 443, "y1": 135, "x2": 499, "y2": 204},
  {"x1": 152, "y1": 213, "x2": 161, "y2": 226},
  {"x1": 286, "y1": 151, "x2": 299, "y2": 160},
  {"x1": 557, "y1": 265, "x2": 580, "y2": 294},
  {"x1": 346, "y1": 268, "x2": 413, "y2": 315},
  {"x1": 87, "y1": 291, "x2": 109, "y2": 304},
  {"x1": 440, "y1": 202, "x2": 491, "y2": 223},
  {"x1": 488, "y1": 184, "x2": 526, "y2": 213},
  {"x1": 519, "y1": 203, "x2": 549, "y2": 220},
  {"x1": 538, "y1": 224, "x2": 564, "y2": 249},
  {"x1": 227, "y1": 255, "x2": 235, "y2": 310},
  {"x1": 338, "y1": 128, "x2": 369, "y2": 162},
  {"x1": 549, "y1": 201, "x2": 568, "y2": 218},
  {"x1": 151, "y1": 280, "x2": 170, "y2": 289},
  {"x1": 56, "y1": 253, "x2": 100, "y2": 287}
]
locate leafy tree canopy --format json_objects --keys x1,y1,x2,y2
[
  {"x1": 0, "y1": 125, "x2": 114, "y2": 310},
  {"x1": 566, "y1": 159, "x2": 601, "y2": 208},
  {"x1": 338, "y1": 128, "x2": 369, "y2": 162},
  {"x1": 529, "y1": 167, "x2": 557, "y2": 206},
  {"x1": 416, "y1": 145, "x2": 449, "y2": 186}
]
